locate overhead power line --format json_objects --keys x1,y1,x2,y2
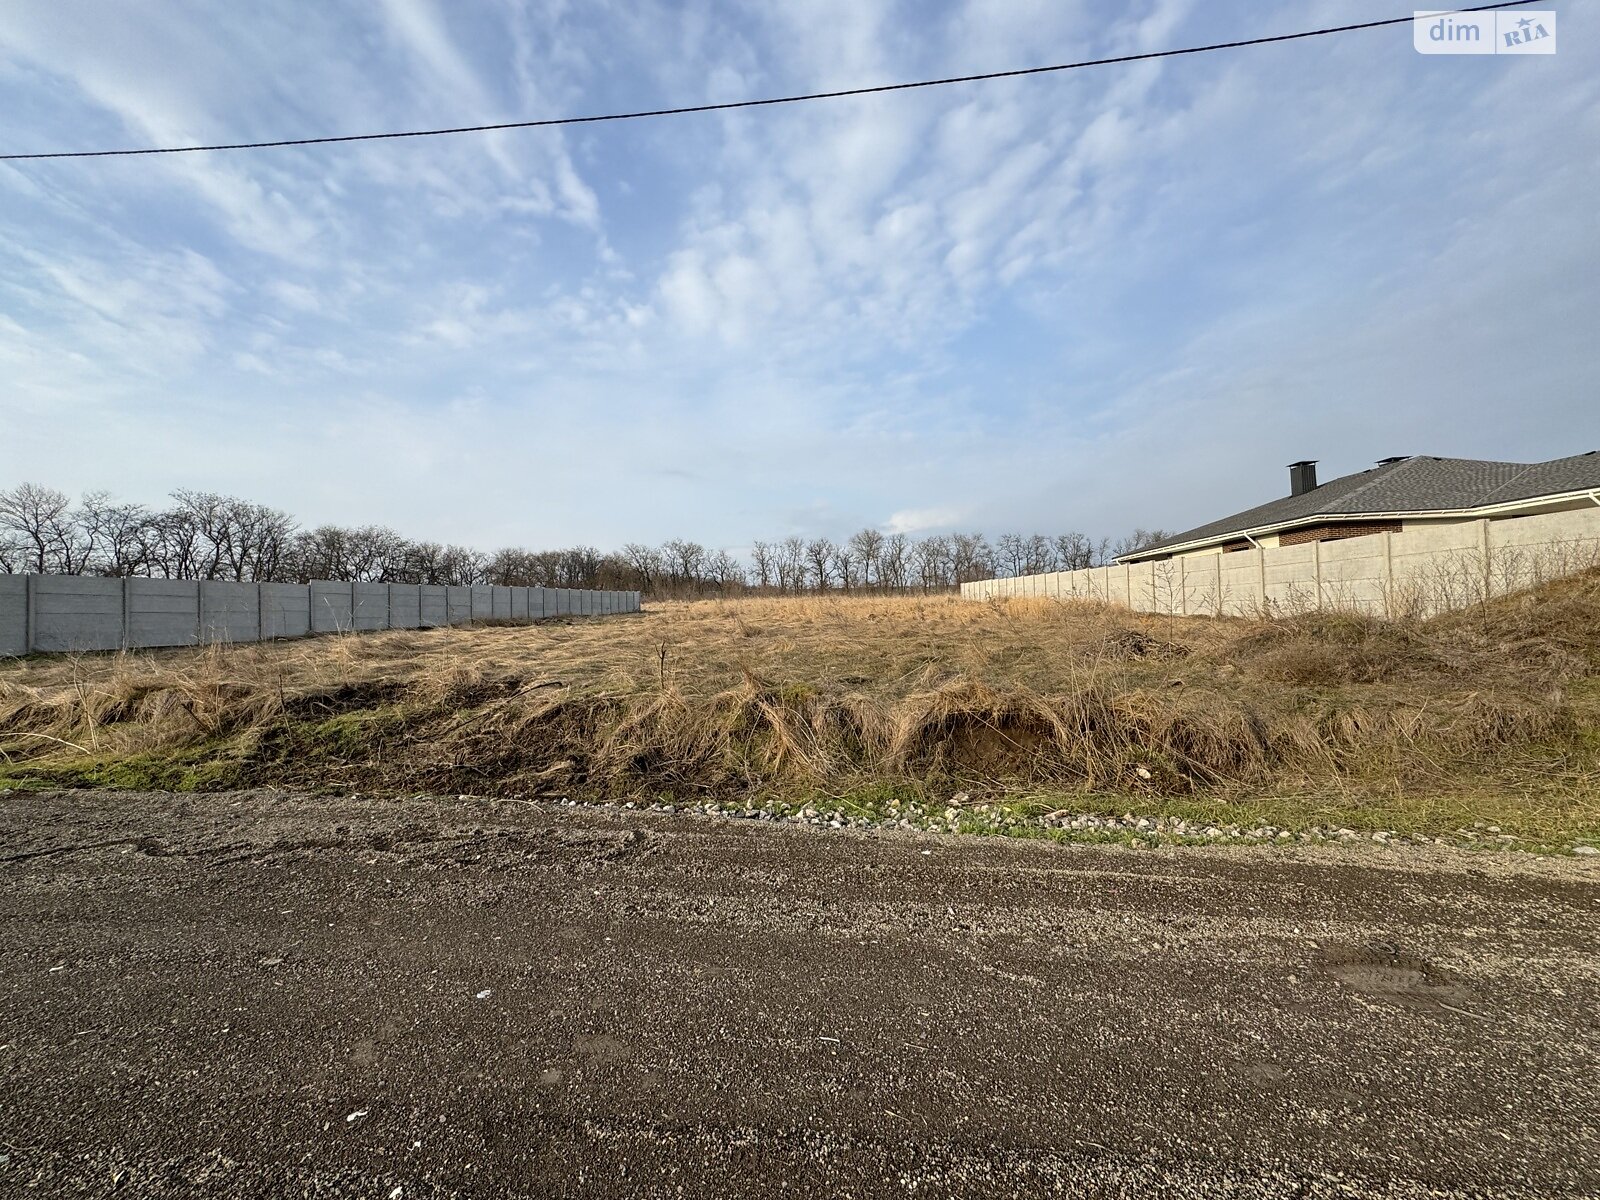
[{"x1": 0, "y1": 1, "x2": 1544, "y2": 162}]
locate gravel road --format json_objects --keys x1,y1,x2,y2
[{"x1": 1, "y1": 789, "x2": 1596, "y2": 1198}]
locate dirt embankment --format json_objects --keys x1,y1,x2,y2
[{"x1": 2, "y1": 573, "x2": 1599, "y2": 841}]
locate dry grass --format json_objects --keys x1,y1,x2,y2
[{"x1": 2, "y1": 573, "x2": 1598, "y2": 840}]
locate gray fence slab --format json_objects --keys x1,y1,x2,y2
[
  {"x1": 31, "y1": 576, "x2": 123, "y2": 653},
  {"x1": 310, "y1": 581, "x2": 354, "y2": 634},
  {"x1": 262, "y1": 583, "x2": 311, "y2": 639},
  {"x1": 200, "y1": 580, "x2": 261, "y2": 644},
  {"x1": 390, "y1": 584, "x2": 422, "y2": 629},
  {"x1": 0, "y1": 575, "x2": 633, "y2": 656},
  {"x1": 0, "y1": 575, "x2": 25, "y2": 657},
  {"x1": 128, "y1": 578, "x2": 201, "y2": 648},
  {"x1": 353, "y1": 582, "x2": 389, "y2": 631},
  {"x1": 419, "y1": 585, "x2": 448, "y2": 627}
]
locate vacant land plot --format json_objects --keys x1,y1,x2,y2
[
  {"x1": 2, "y1": 572, "x2": 1598, "y2": 844},
  {"x1": 1, "y1": 789, "x2": 1596, "y2": 1198}
]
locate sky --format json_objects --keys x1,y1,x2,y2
[{"x1": 1, "y1": 0, "x2": 1595, "y2": 555}]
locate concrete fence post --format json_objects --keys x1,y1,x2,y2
[
  {"x1": 1178, "y1": 558, "x2": 1187, "y2": 616},
  {"x1": 123, "y1": 576, "x2": 133, "y2": 651},
  {"x1": 197, "y1": 580, "x2": 205, "y2": 644},
  {"x1": 1215, "y1": 554, "x2": 1223, "y2": 617},
  {"x1": 1313, "y1": 541, "x2": 1323, "y2": 611},
  {"x1": 256, "y1": 581, "x2": 266, "y2": 643},
  {"x1": 1382, "y1": 532, "x2": 1394, "y2": 618},
  {"x1": 1479, "y1": 518, "x2": 1492, "y2": 601},
  {"x1": 1257, "y1": 547, "x2": 1267, "y2": 612}
]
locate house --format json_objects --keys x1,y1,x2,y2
[{"x1": 1117, "y1": 453, "x2": 1600, "y2": 564}]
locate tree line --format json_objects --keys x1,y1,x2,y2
[{"x1": 0, "y1": 483, "x2": 1168, "y2": 598}]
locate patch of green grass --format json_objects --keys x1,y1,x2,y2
[
  {"x1": 0, "y1": 741, "x2": 246, "y2": 793},
  {"x1": 256, "y1": 706, "x2": 410, "y2": 765}
]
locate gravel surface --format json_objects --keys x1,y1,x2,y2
[{"x1": 1, "y1": 789, "x2": 1596, "y2": 1198}]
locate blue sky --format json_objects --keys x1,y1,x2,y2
[{"x1": 1, "y1": 1, "x2": 1595, "y2": 554}]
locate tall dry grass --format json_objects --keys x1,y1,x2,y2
[{"x1": 1, "y1": 573, "x2": 1597, "y2": 830}]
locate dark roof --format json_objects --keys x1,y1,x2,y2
[{"x1": 1122, "y1": 452, "x2": 1600, "y2": 560}]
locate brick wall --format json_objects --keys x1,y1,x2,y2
[{"x1": 1277, "y1": 521, "x2": 1401, "y2": 547}]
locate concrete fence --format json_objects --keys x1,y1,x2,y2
[
  {"x1": 0, "y1": 576, "x2": 641, "y2": 658},
  {"x1": 960, "y1": 506, "x2": 1600, "y2": 618}
]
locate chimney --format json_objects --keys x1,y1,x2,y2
[{"x1": 1287, "y1": 460, "x2": 1318, "y2": 497}]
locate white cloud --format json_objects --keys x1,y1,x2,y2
[{"x1": 885, "y1": 506, "x2": 964, "y2": 535}]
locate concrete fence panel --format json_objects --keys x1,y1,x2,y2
[
  {"x1": 0, "y1": 574, "x2": 641, "y2": 657},
  {"x1": 262, "y1": 582, "x2": 312, "y2": 639},
  {"x1": 390, "y1": 584, "x2": 422, "y2": 630},
  {"x1": 1262, "y1": 543, "x2": 1317, "y2": 613},
  {"x1": 127, "y1": 578, "x2": 202, "y2": 649},
  {"x1": 310, "y1": 581, "x2": 353, "y2": 634},
  {"x1": 419, "y1": 585, "x2": 448, "y2": 627},
  {"x1": 1318, "y1": 537, "x2": 1388, "y2": 614},
  {"x1": 961, "y1": 507, "x2": 1600, "y2": 620},
  {"x1": 352, "y1": 583, "x2": 389, "y2": 631},
  {"x1": 0, "y1": 575, "x2": 25, "y2": 657},
  {"x1": 200, "y1": 580, "x2": 261, "y2": 644},
  {"x1": 33, "y1": 575, "x2": 124, "y2": 653},
  {"x1": 1218, "y1": 552, "x2": 1263, "y2": 616}
]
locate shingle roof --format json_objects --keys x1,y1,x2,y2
[{"x1": 1122, "y1": 452, "x2": 1600, "y2": 560}]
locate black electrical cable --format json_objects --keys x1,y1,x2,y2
[{"x1": 0, "y1": 1, "x2": 1545, "y2": 161}]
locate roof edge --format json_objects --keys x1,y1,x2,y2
[{"x1": 1114, "y1": 488, "x2": 1600, "y2": 563}]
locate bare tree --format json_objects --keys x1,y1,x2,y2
[
  {"x1": 880, "y1": 532, "x2": 910, "y2": 590},
  {"x1": 1022, "y1": 534, "x2": 1055, "y2": 575},
  {"x1": 165, "y1": 490, "x2": 296, "y2": 581},
  {"x1": 847, "y1": 528, "x2": 884, "y2": 589},
  {"x1": 749, "y1": 540, "x2": 774, "y2": 591},
  {"x1": 914, "y1": 535, "x2": 951, "y2": 590},
  {"x1": 621, "y1": 543, "x2": 663, "y2": 595},
  {"x1": 1111, "y1": 528, "x2": 1174, "y2": 560},
  {"x1": 0, "y1": 530, "x2": 25, "y2": 574},
  {"x1": 995, "y1": 533, "x2": 1027, "y2": 577},
  {"x1": 830, "y1": 544, "x2": 856, "y2": 590},
  {"x1": 658, "y1": 540, "x2": 705, "y2": 597},
  {"x1": 707, "y1": 549, "x2": 745, "y2": 592},
  {"x1": 805, "y1": 538, "x2": 836, "y2": 591},
  {"x1": 486, "y1": 547, "x2": 540, "y2": 586},
  {"x1": 949, "y1": 532, "x2": 991, "y2": 584},
  {"x1": 1053, "y1": 532, "x2": 1101, "y2": 572},
  {"x1": 777, "y1": 536, "x2": 806, "y2": 593},
  {"x1": 0, "y1": 483, "x2": 91, "y2": 574},
  {"x1": 79, "y1": 494, "x2": 151, "y2": 576}
]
